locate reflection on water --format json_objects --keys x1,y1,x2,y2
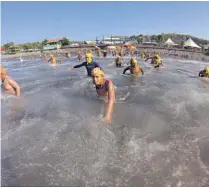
[{"x1": 1, "y1": 56, "x2": 209, "y2": 186}]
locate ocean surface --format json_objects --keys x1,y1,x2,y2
[{"x1": 1, "y1": 55, "x2": 209, "y2": 187}]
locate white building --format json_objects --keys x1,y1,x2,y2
[{"x1": 102, "y1": 37, "x2": 123, "y2": 44}]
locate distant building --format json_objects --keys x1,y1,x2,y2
[
  {"x1": 95, "y1": 36, "x2": 130, "y2": 45},
  {"x1": 84, "y1": 41, "x2": 96, "y2": 45},
  {"x1": 102, "y1": 37, "x2": 123, "y2": 44},
  {"x1": 43, "y1": 39, "x2": 62, "y2": 50}
]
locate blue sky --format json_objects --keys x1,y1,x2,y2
[{"x1": 1, "y1": 1, "x2": 209, "y2": 44}]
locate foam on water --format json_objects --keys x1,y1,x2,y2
[{"x1": 1, "y1": 56, "x2": 209, "y2": 186}]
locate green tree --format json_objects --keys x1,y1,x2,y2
[
  {"x1": 22, "y1": 43, "x2": 30, "y2": 50},
  {"x1": 136, "y1": 37, "x2": 143, "y2": 44},
  {"x1": 151, "y1": 35, "x2": 158, "y2": 41},
  {"x1": 61, "y1": 37, "x2": 70, "y2": 46},
  {"x1": 157, "y1": 35, "x2": 163, "y2": 43},
  {"x1": 41, "y1": 39, "x2": 48, "y2": 46},
  {"x1": 33, "y1": 42, "x2": 41, "y2": 49},
  {"x1": 3, "y1": 42, "x2": 15, "y2": 50}
]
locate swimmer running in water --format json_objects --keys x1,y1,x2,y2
[
  {"x1": 1, "y1": 65, "x2": 21, "y2": 96},
  {"x1": 145, "y1": 54, "x2": 163, "y2": 68},
  {"x1": 48, "y1": 54, "x2": 63, "y2": 65},
  {"x1": 123, "y1": 57, "x2": 144, "y2": 75},
  {"x1": 68, "y1": 53, "x2": 103, "y2": 76},
  {"x1": 199, "y1": 66, "x2": 209, "y2": 78},
  {"x1": 115, "y1": 55, "x2": 123, "y2": 67},
  {"x1": 77, "y1": 51, "x2": 83, "y2": 62},
  {"x1": 91, "y1": 68, "x2": 115, "y2": 124},
  {"x1": 141, "y1": 52, "x2": 146, "y2": 60}
]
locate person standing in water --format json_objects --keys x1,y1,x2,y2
[
  {"x1": 199, "y1": 66, "x2": 209, "y2": 78},
  {"x1": 20, "y1": 57, "x2": 23, "y2": 62},
  {"x1": 65, "y1": 52, "x2": 71, "y2": 58},
  {"x1": 141, "y1": 52, "x2": 146, "y2": 60},
  {"x1": 77, "y1": 51, "x2": 83, "y2": 62},
  {"x1": 1, "y1": 65, "x2": 21, "y2": 96},
  {"x1": 115, "y1": 55, "x2": 123, "y2": 67},
  {"x1": 48, "y1": 54, "x2": 63, "y2": 65},
  {"x1": 68, "y1": 53, "x2": 103, "y2": 76},
  {"x1": 145, "y1": 54, "x2": 163, "y2": 68},
  {"x1": 91, "y1": 67, "x2": 115, "y2": 124},
  {"x1": 123, "y1": 57, "x2": 144, "y2": 75}
]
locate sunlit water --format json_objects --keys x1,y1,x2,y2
[{"x1": 1, "y1": 55, "x2": 209, "y2": 187}]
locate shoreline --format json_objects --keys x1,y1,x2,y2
[{"x1": 1, "y1": 47, "x2": 209, "y2": 62}]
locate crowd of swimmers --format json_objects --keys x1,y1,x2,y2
[{"x1": 1, "y1": 48, "x2": 209, "y2": 124}]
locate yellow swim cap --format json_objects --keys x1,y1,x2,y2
[
  {"x1": 50, "y1": 53, "x2": 54, "y2": 58},
  {"x1": 205, "y1": 66, "x2": 209, "y2": 73},
  {"x1": 91, "y1": 67, "x2": 104, "y2": 77},
  {"x1": 130, "y1": 57, "x2": 137, "y2": 64},
  {"x1": 85, "y1": 53, "x2": 93, "y2": 58},
  {"x1": 154, "y1": 54, "x2": 160, "y2": 58}
]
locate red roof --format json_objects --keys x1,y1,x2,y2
[
  {"x1": 0, "y1": 47, "x2": 5, "y2": 51},
  {"x1": 46, "y1": 39, "x2": 62, "y2": 44}
]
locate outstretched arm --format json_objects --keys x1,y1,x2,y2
[
  {"x1": 145, "y1": 57, "x2": 152, "y2": 62},
  {"x1": 73, "y1": 62, "x2": 85, "y2": 68},
  {"x1": 68, "y1": 62, "x2": 85, "y2": 70},
  {"x1": 123, "y1": 66, "x2": 130, "y2": 74},
  {"x1": 105, "y1": 81, "x2": 115, "y2": 124}
]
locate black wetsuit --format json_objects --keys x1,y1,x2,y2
[
  {"x1": 123, "y1": 66, "x2": 134, "y2": 74},
  {"x1": 199, "y1": 70, "x2": 208, "y2": 77},
  {"x1": 123, "y1": 65, "x2": 143, "y2": 74},
  {"x1": 73, "y1": 61, "x2": 102, "y2": 76}
]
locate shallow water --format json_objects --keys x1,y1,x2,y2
[{"x1": 1, "y1": 55, "x2": 209, "y2": 187}]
